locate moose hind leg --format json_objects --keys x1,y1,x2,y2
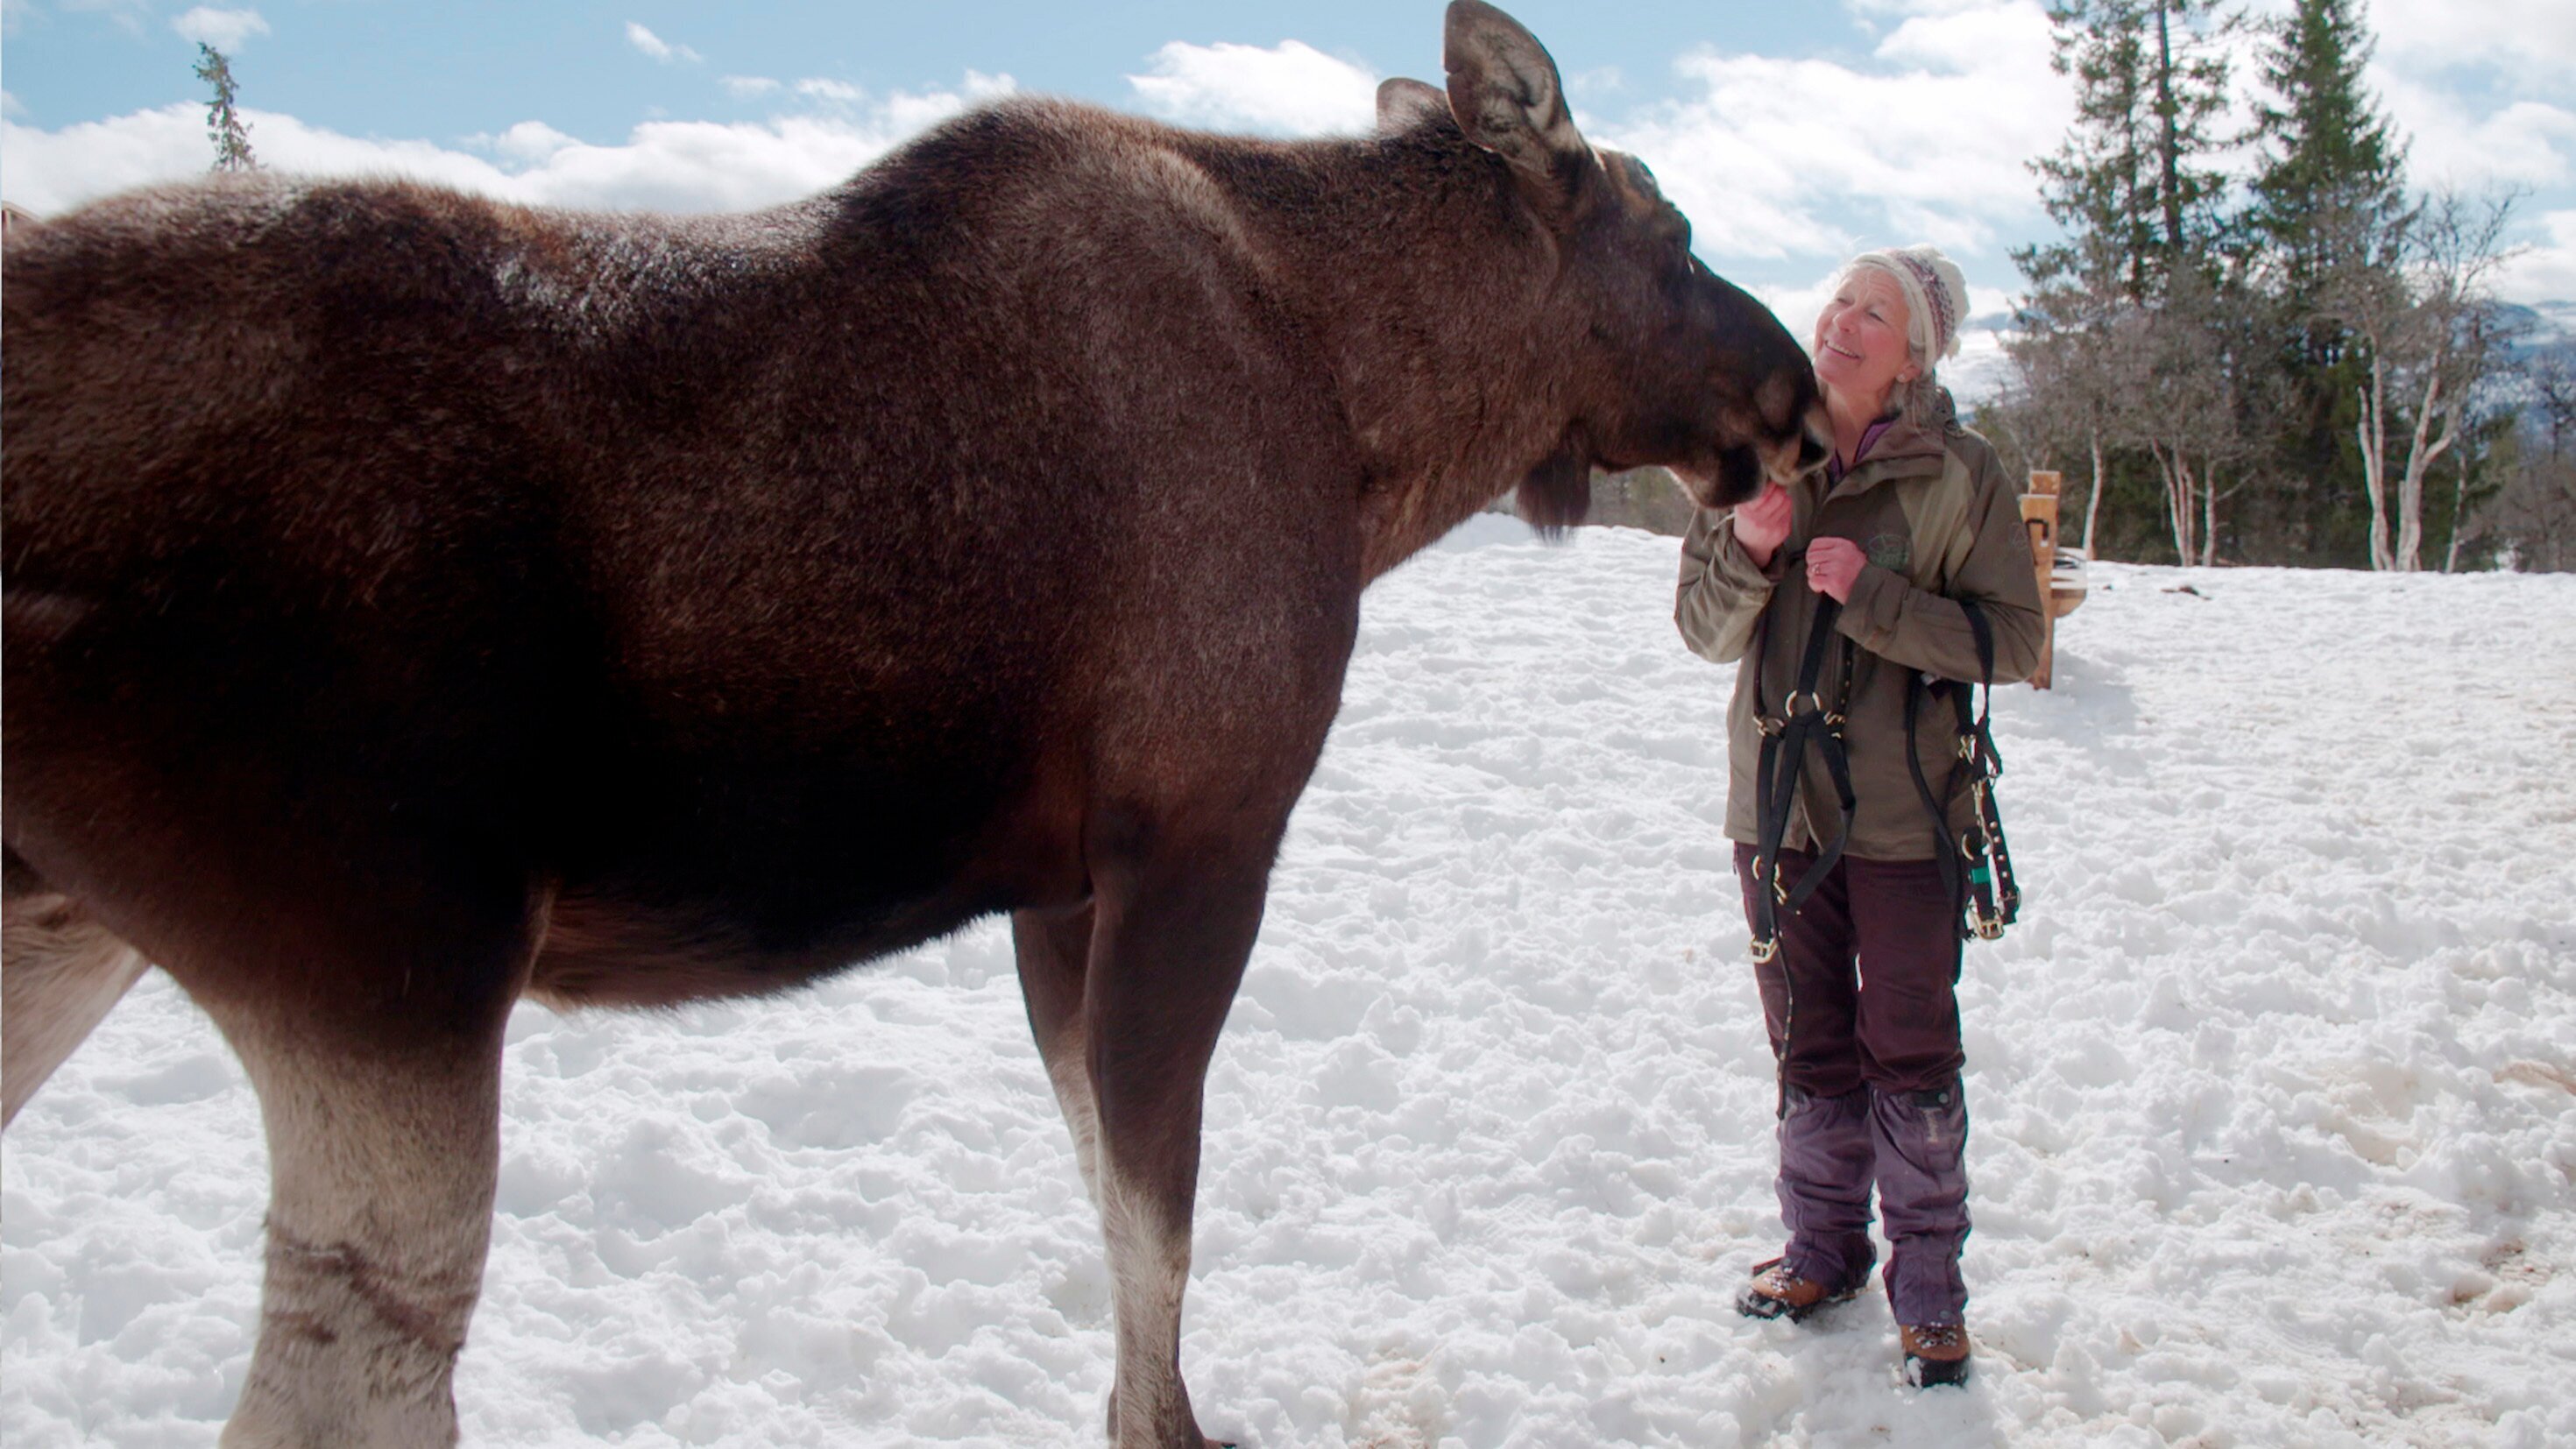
[
  {"x1": 3, "y1": 875, "x2": 152, "y2": 1127},
  {"x1": 1085, "y1": 839, "x2": 1270, "y2": 1449},
  {"x1": 1014, "y1": 902, "x2": 1107, "y2": 1208}
]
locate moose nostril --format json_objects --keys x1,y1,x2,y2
[
  {"x1": 1718, "y1": 445, "x2": 1764, "y2": 503},
  {"x1": 1797, "y1": 432, "x2": 1828, "y2": 470}
]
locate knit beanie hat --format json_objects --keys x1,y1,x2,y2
[{"x1": 1848, "y1": 244, "x2": 1968, "y2": 365}]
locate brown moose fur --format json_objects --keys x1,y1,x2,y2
[{"x1": 2, "y1": 4, "x2": 1823, "y2": 1445}]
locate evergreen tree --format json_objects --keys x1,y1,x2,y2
[
  {"x1": 2019, "y1": 0, "x2": 2234, "y2": 307},
  {"x1": 2247, "y1": 0, "x2": 2403, "y2": 309},
  {"x1": 2239, "y1": 0, "x2": 2405, "y2": 564},
  {"x1": 2011, "y1": 0, "x2": 2242, "y2": 562},
  {"x1": 194, "y1": 44, "x2": 258, "y2": 173}
]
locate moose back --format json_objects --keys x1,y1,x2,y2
[{"x1": 1, "y1": 4, "x2": 1825, "y2": 1444}]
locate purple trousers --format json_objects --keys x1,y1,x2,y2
[{"x1": 1735, "y1": 843, "x2": 1970, "y2": 1325}]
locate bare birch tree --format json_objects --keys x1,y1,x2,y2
[{"x1": 2332, "y1": 190, "x2": 2515, "y2": 571}]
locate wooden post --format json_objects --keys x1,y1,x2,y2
[{"x1": 2020, "y1": 472, "x2": 2061, "y2": 689}]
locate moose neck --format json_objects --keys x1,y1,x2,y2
[{"x1": 1200, "y1": 132, "x2": 1584, "y2": 583}]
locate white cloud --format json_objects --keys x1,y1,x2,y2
[
  {"x1": 1567, "y1": 65, "x2": 1625, "y2": 99},
  {"x1": 795, "y1": 78, "x2": 864, "y2": 104},
  {"x1": 1596, "y1": 1, "x2": 2069, "y2": 269},
  {"x1": 722, "y1": 75, "x2": 781, "y2": 100},
  {"x1": 482, "y1": 119, "x2": 578, "y2": 166},
  {"x1": 1125, "y1": 39, "x2": 1378, "y2": 138},
  {"x1": 2366, "y1": 0, "x2": 2576, "y2": 90},
  {"x1": 879, "y1": 73, "x2": 1014, "y2": 137},
  {"x1": 2431, "y1": 103, "x2": 2576, "y2": 194},
  {"x1": 2374, "y1": 72, "x2": 2575, "y2": 194},
  {"x1": 0, "y1": 76, "x2": 1014, "y2": 219},
  {"x1": 2496, "y1": 209, "x2": 2576, "y2": 309},
  {"x1": 2, "y1": 90, "x2": 22, "y2": 120},
  {"x1": 172, "y1": 5, "x2": 265, "y2": 51},
  {"x1": 625, "y1": 22, "x2": 699, "y2": 66}
]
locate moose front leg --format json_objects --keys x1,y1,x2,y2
[
  {"x1": 1079, "y1": 832, "x2": 1270, "y2": 1449},
  {"x1": 175, "y1": 887, "x2": 536, "y2": 1449},
  {"x1": 205, "y1": 1007, "x2": 510, "y2": 1449}
]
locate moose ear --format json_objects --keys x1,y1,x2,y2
[
  {"x1": 1376, "y1": 77, "x2": 1449, "y2": 134},
  {"x1": 1443, "y1": 0, "x2": 1588, "y2": 211}
]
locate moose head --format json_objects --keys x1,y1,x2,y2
[{"x1": 1383, "y1": 0, "x2": 1829, "y2": 532}]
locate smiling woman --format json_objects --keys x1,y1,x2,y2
[
  {"x1": 1813, "y1": 265, "x2": 1920, "y2": 462},
  {"x1": 1815, "y1": 246, "x2": 1969, "y2": 459},
  {"x1": 1674, "y1": 240, "x2": 2046, "y2": 1389}
]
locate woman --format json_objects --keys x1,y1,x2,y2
[{"x1": 1674, "y1": 245, "x2": 2044, "y2": 1386}]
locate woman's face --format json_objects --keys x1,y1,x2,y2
[{"x1": 1812, "y1": 267, "x2": 1918, "y2": 412}]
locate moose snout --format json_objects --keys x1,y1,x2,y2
[{"x1": 1756, "y1": 403, "x2": 1834, "y2": 489}]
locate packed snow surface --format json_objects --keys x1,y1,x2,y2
[{"x1": 6, "y1": 525, "x2": 2573, "y2": 1448}]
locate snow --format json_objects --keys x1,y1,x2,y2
[{"x1": 6, "y1": 525, "x2": 2574, "y2": 1448}]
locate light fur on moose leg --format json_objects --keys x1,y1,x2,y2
[
  {"x1": 1045, "y1": 1047, "x2": 1109, "y2": 1211},
  {"x1": 1098, "y1": 1171, "x2": 1204, "y2": 1449},
  {"x1": 209, "y1": 1014, "x2": 505, "y2": 1449},
  {"x1": 2, "y1": 890, "x2": 151, "y2": 1127}
]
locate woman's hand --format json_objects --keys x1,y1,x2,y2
[
  {"x1": 1730, "y1": 482, "x2": 1794, "y2": 569},
  {"x1": 1806, "y1": 536, "x2": 1866, "y2": 602}
]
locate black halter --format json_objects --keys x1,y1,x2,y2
[
  {"x1": 1746, "y1": 579, "x2": 2021, "y2": 967},
  {"x1": 1746, "y1": 556, "x2": 1858, "y2": 967}
]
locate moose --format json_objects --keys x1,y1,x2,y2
[{"x1": 3, "y1": 4, "x2": 1825, "y2": 1444}]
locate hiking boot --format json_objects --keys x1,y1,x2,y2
[
  {"x1": 1900, "y1": 1323, "x2": 1971, "y2": 1387},
  {"x1": 1735, "y1": 1258, "x2": 1862, "y2": 1322}
]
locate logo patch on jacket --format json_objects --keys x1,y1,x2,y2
[{"x1": 1865, "y1": 532, "x2": 1911, "y2": 571}]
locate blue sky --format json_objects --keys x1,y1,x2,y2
[
  {"x1": 6, "y1": 0, "x2": 2572, "y2": 385},
  {"x1": 2, "y1": 4, "x2": 1846, "y2": 144}
]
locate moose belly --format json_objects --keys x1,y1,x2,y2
[{"x1": 528, "y1": 746, "x2": 1085, "y2": 1009}]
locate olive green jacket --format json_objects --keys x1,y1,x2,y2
[{"x1": 1674, "y1": 395, "x2": 2045, "y2": 861}]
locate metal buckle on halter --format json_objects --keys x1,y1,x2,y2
[
  {"x1": 1783, "y1": 689, "x2": 1824, "y2": 717},
  {"x1": 1970, "y1": 909, "x2": 2006, "y2": 941},
  {"x1": 1749, "y1": 934, "x2": 1780, "y2": 964}
]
